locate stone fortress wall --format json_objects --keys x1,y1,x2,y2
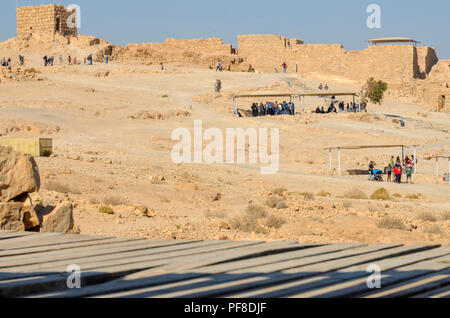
[{"x1": 17, "y1": 4, "x2": 77, "y2": 39}]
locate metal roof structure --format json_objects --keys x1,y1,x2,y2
[
  {"x1": 368, "y1": 37, "x2": 421, "y2": 45},
  {"x1": 325, "y1": 144, "x2": 419, "y2": 176}
]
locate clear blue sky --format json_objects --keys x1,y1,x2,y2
[{"x1": 2, "y1": 0, "x2": 449, "y2": 59}]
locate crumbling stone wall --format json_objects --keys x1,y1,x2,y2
[
  {"x1": 17, "y1": 5, "x2": 77, "y2": 39},
  {"x1": 115, "y1": 38, "x2": 251, "y2": 71},
  {"x1": 237, "y1": 34, "x2": 439, "y2": 84},
  {"x1": 387, "y1": 60, "x2": 450, "y2": 112}
]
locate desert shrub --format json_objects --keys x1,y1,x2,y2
[
  {"x1": 392, "y1": 193, "x2": 402, "y2": 198},
  {"x1": 417, "y1": 212, "x2": 438, "y2": 222},
  {"x1": 264, "y1": 215, "x2": 286, "y2": 229},
  {"x1": 160, "y1": 197, "x2": 171, "y2": 203},
  {"x1": 299, "y1": 192, "x2": 315, "y2": 200},
  {"x1": 230, "y1": 217, "x2": 267, "y2": 234},
  {"x1": 361, "y1": 77, "x2": 388, "y2": 105},
  {"x1": 204, "y1": 210, "x2": 227, "y2": 219},
  {"x1": 441, "y1": 211, "x2": 450, "y2": 221},
  {"x1": 406, "y1": 193, "x2": 422, "y2": 200},
  {"x1": 265, "y1": 196, "x2": 287, "y2": 209},
  {"x1": 317, "y1": 190, "x2": 331, "y2": 197},
  {"x1": 423, "y1": 225, "x2": 443, "y2": 235},
  {"x1": 344, "y1": 188, "x2": 368, "y2": 200},
  {"x1": 377, "y1": 217, "x2": 408, "y2": 231},
  {"x1": 246, "y1": 204, "x2": 268, "y2": 219},
  {"x1": 25, "y1": 68, "x2": 41, "y2": 74},
  {"x1": 275, "y1": 201, "x2": 288, "y2": 209},
  {"x1": 99, "y1": 206, "x2": 114, "y2": 215},
  {"x1": 272, "y1": 187, "x2": 287, "y2": 196},
  {"x1": 370, "y1": 188, "x2": 390, "y2": 201},
  {"x1": 343, "y1": 200, "x2": 353, "y2": 209},
  {"x1": 161, "y1": 94, "x2": 169, "y2": 98}
]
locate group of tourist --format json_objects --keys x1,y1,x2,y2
[
  {"x1": 42, "y1": 54, "x2": 97, "y2": 66},
  {"x1": 369, "y1": 156, "x2": 416, "y2": 184},
  {"x1": 250, "y1": 101, "x2": 295, "y2": 117},
  {"x1": 315, "y1": 101, "x2": 364, "y2": 114},
  {"x1": 1, "y1": 57, "x2": 12, "y2": 67},
  {"x1": 318, "y1": 83, "x2": 329, "y2": 91},
  {"x1": 216, "y1": 60, "x2": 223, "y2": 72}
]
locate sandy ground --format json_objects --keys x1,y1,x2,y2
[{"x1": 0, "y1": 56, "x2": 449, "y2": 245}]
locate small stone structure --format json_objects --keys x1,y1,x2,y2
[{"x1": 16, "y1": 4, "x2": 77, "y2": 39}]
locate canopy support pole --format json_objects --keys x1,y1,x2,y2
[
  {"x1": 329, "y1": 149, "x2": 332, "y2": 170},
  {"x1": 436, "y1": 158, "x2": 439, "y2": 177},
  {"x1": 414, "y1": 147, "x2": 417, "y2": 174},
  {"x1": 448, "y1": 159, "x2": 450, "y2": 183},
  {"x1": 303, "y1": 96, "x2": 306, "y2": 114},
  {"x1": 358, "y1": 94, "x2": 361, "y2": 112},
  {"x1": 402, "y1": 146, "x2": 405, "y2": 166},
  {"x1": 338, "y1": 149, "x2": 341, "y2": 176}
]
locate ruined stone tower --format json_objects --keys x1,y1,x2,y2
[{"x1": 16, "y1": 4, "x2": 77, "y2": 39}]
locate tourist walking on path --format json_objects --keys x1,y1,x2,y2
[
  {"x1": 394, "y1": 164, "x2": 403, "y2": 183},
  {"x1": 281, "y1": 62, "x2": 287, "y2": 73}
]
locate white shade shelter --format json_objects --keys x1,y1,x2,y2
[
  {"x1": 427, "y1": 155, "x2": 450, "y2": 181},
  {"x1": 296, "y1": 91, "x2": 362, "y2": 114},
  {"x1": 324, "y1": 144, "x2": 418, "y2": 176},
  {"x1": 232, "y1": 93, "x2": 296, "y2": 115},
  {"x1": 232, "y1": 91, "x2": 361, "y2": 115}
]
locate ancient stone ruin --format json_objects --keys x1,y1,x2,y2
[
  {"x1": 16, "y1": 4, "x2": 77, "y2": 40},
  {"x1": 13, "y1": 5, "x2": 450, "y2": 112},
  {"x1": 0, "y1": 146, "x2": 74, "y2": 233}
]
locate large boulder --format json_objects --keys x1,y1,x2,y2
[
  {"x1": 40, "y1": 202, "x2": 74, "y2": 233},
  {"x1": 20, "y1": 195, "x2": 40, "y2": 230},
  {"x1": 0, "y1": 146, "x2": 40, "y2": 202},
  {"x1": 0, "y1": 202, "x2": 26, "y2": 231}
]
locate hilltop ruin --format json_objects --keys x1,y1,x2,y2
[{"x1": 11, "y1": 5, "x2": 450, "y2": 112}]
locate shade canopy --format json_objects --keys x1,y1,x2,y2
[
  {"x1": 298, "y1": 92, "x2": 359, "y2": 97},
  {"x1": 232, "y1": 92, "x2": 295, "y2": 99},
  {"x1": 324, "y1": 144, "x2": 410, "y2": 151},
  {"x1": 368, "y1": 37, "x2": 420, "y2": 45}
]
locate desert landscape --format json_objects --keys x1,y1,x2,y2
[{"x1": 1, "y1": 4, "x2": 449, "y2": 248}]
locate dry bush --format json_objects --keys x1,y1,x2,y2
[
  {"x1": 264, "y1": 215, "x2": 286, "y2": 229},
  {"x1": 343, "y1": 200, "x2": 353, "y2": 209},
  {"x1": 417, "y1": 212, "x2": 438, "y2": 222},
  {"x1": 299, "y1": 192, "x2": 315, "y2": 201},
  {"x1": 230, "y1": 217, "x2": 267, "y2": 234},
  {"x1": 102, "y1": 196, "x2": 127, "y2": 206},
  {"x1": 45, "y1": 181, "x2": 80, "y2": 194},
  {"x1": 99, "y1": 206, "x2": 114, "y2": 215},
  {"x1": 317, "y1": 190, "x2": 331, "y2": 197},
  {"x1": 423, "y1": 225, "x2": 443, "y2": 235},
  {"x1": 406, "y1": 193, "x2": 422, "y2": 200},
  {"x1": 246, "y1": 204, "x2": 268, "y2": 219},
  {"x1": 392, "y1": 193, "x2": 402, "y2": 199},
  {"x1": 377, "y1": 217, "x2": 408, "y2": 231},
  {"x1": 204, "y1": 210, "x2": 227, "y2": 219},
  {"x1": 441, "y1": 211, "x2": 450, "y2": 221},
  {"x1": 160, "y1": 197, "x2": 171, "y2": 203},
  {"x1": 344, "y1": 188, "x2": 368, "y2": 200},
  {"x1": 272, "y1": 187, "x2": 287, "y2": 196},
  {"x1": 265, "y1": 196, "x2": 287, "y2": 209},
  {"x1": 370, "y1": 188, "x2": 391, "y2": 201}
]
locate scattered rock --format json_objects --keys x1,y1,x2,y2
[
  {"x1": 0, "y1": 146, "x2": 40, "y2": 202},
  {"x1": 40, "y1": 202, "x2": 74, "y2": 233},
  {"x1": 0, "y1": 202, "x2": 26, "y2": 231}
]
